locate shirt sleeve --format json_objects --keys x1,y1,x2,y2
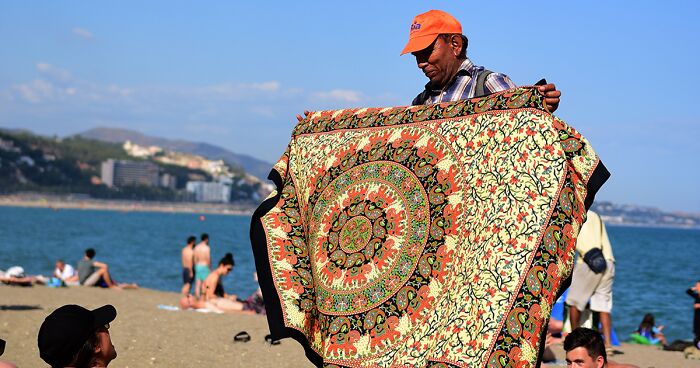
[{"x1": 484, "y1": 73, "x2": 516, "y2": 94}]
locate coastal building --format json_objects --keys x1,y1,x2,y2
[
  {"x1": 101, "y1": 159, "x2": 159, "y2": 188},
  {"x1": 185, "y1": 181, "x2": 231, "y2": 203}
]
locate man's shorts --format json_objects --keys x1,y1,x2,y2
[
  {"x1": 81, "y1": 271, "x2": 102, "y2": 287},
  {"x1": 566, "y1": 260, "x2": 615, "y2": 313},
  {"x1": 182, "y1": 267, "x2": 194, "y2": 284}
]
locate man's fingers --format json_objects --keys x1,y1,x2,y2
[
  {"x1": 304, "y1": 110, "x2": 311, "y2": 116},
  {"x1": 296, "y1": 114, "x2": 303, "y2": 122},
  {"x1": 545, "y1": 90, "x2": 561, "y2": 98}
]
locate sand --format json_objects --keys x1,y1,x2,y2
[{"x1": 1, "y1": 285, "x2": 698, "y2": 367}]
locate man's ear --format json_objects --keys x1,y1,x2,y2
[
  {"x1": 596, "y1": 355, "x2": 605, "y2": 368},
  {"x1": 451, "y1": 35, "x2": 463, "y2": 56}
]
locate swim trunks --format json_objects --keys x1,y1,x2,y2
[
  {"x1": 194, "y1": 264, "x2": 210, "y2": 281},
  {"x1": 182, "y1": 267, "x2": 193, "y2": 284}
]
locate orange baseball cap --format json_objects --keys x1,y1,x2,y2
[{"x1": 401, "y1": 10, "x2": 462, "y2": 55}]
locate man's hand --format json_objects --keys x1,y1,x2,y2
[
  {"x1": 296, "y1": 110, "x2": 311, "y2": 122},
  {"x1": 537, "y1": 84, "x2": 561, "y2": 113}
]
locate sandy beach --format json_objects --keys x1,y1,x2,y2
[
  {"x1": 0, "y1": 285, "x2": 313, "y2": 367},
  {"x1": 1, "y1": 285, "x2": 698, "y2": 367}
]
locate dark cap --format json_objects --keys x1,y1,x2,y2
[{"x1": 38, "y1": 304, "x2": 116, "y2": 367}]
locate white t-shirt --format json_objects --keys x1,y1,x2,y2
[{"x1": 54, "y1": 264, "x2": 76, "y2": 280}]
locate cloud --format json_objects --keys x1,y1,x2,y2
[
  {"x1": 250, "y1": 81, "x2": 280, "y2": 92},
  {"x1": 13, "y1": 79, "x2": 56, "y2": 103},
  {"x1": 311, "y1": 89, "x2": 364, "y2": 102},
  {"x1": 36, "y1": 63, "x2": 72, "y2": 82},
  {"x1": 72, "y1": 27, "x2": 94, "y2": 40}
]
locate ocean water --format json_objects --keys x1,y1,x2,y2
[{"x1": 1, "y1": 206, "x2": 699, "y2": 342}]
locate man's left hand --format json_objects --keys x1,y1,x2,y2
[{"x1": 538, "y1": 84, "x2": 561, "y2": 113}]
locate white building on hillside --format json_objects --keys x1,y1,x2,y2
[{"x1": 186, "y1": 181, "x2": 231, "y2": 203}]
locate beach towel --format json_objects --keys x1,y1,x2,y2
[{"x1": 251, "y1": 86, "x2": 609, "y2": 367}]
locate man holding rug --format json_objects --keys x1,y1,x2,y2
[{"x1": 402, "y1": 9, "x2": 561, "y2": 109}]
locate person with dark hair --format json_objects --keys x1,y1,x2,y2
[
  {"x1": 193, "y1": 233, "x2": 211, "y2": 297},
  {"x1": 564, "y1": 328, "x2": 639, "y2": 368},
  {"x1": 77, "y1": 249, "x2": 137, "y2": 289},
  {"x1": 77, "y1": 248, "x2": 116, "y2": 288},
  {"x1": 687, "y1": 280, "x2": 700, "y2": 349},
  {"x1": 564, "y1": 327, "x2": 608, "y2": 368},
  {"x1": 180, "y1": 236, "x2": 197, "y2": 295},
  {"x1": 635, "y1": 313, "x2": 666, "y2": 345},
  {"x1": 296, "y1": 10, "x2": 561, "y2": 123},
  {"x1": 201, "y1": 253, "x2": 250, "y2": 313},
  {"x1": 38, "y1": 304, "x2": 117, "y2": 367},
  {"x1": 402, "y1": 10, "x2": 561, "y2": 108}
]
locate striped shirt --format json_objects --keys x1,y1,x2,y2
[{"x1": 412, "y1": 58, "x2": 516, "y2": 105}]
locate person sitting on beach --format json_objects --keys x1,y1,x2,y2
[
  {"x1": 687, "y1": 280, "x2": 700, "y2": 349},
  {"x1": 635, "y1": 313, "x2": 666, "y2": 346},
  {"x1": 77, "y1": 248, "x2": 138, "y2": 289},
  {"x1": 0, "y1": 266, "x2": 46, "y2": 286},
  {"x1": 201, "y1": 253, "x2": 251, "y2": 313},
  {"x1": 180, "y1": 236, "x2": 196, "y2": 295},
  {"x1": 54, "y1": 259, "x2": 79, "y2": 284},
  {"x1": 192, "y1": 233, "x2": 211, "y2": 297},
  {"x1": 564, "y1": 327, "x2": 639, "y2": 368},
  {"x1": 38, "y1": 304, "x2": 118, "y2": 367}
]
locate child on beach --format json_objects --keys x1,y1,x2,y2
[{"x1": 635, "y1": 313, "x2": 666, "y2": 346}]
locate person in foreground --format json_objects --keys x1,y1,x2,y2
[
  {"x1": 564, "y1": 328, "x2": 638, "y2": 368},
  {"x1": 38, "y1": 304, "x2": 117, "y2": 368},
  {"x1": 402, "y1": 10, "x2": 561, "y2": 108},
  {"x1": 296, "y1": 9, "x2": 561, "y2": 122},
  {"x1": 180, "y1": 235, "x2": 196, "y2": 295}
]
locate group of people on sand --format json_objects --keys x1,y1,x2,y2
[
  {"x1": 179, "y1": 234, "x2": 264, "y2": 314},
  {"x1": 1, "y1": 248, "x2": 137, "y2": 290}
]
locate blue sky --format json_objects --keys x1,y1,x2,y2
[{"x1": 0, "y1": 1, "x2": 698, "y2": 212}]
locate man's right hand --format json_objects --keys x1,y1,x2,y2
[{"x1": 296, "y1": 110, "x2": 311, "y2": 122}]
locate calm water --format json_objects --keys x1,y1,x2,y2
[{"x1": 1, "y1": 206, "x2": 699, "y2": 342}]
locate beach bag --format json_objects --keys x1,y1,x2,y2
[{"x1": 583, "y1": 248, "x2": 607, "y2": 274}]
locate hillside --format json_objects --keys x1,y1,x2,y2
[
  {"x1": 0, "y1": 129, "x2": 264, "y2": 202},
  {"x1": 78, "y1": 127, "x2": 273, "y2": 181}
]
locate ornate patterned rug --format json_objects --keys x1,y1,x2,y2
[{"x1": 250, "y1": 87, "x2": 609, "y2": 367}]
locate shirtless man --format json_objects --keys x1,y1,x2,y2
[
  {"x1": 201, "y1": 253, "x2": 249, "y2": 313},
  {"x1": 192, "y1": 233, "x2": 211, "y2": 297},
  {"x1": 180, "y1": 236, "x2": 196, "y2": 295}
]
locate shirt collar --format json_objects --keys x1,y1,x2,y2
[{"x1": 423, "y1": 57, "x2": 475, "y2": 94}]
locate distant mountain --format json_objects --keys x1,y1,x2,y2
[
  {"x1": 78, "y1": 127, "x2": 273, "y2": 181},
  {"x1": 592, "y1": 201, "x2": 700, "y2": 229}
]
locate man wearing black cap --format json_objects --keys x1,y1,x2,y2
[{"x1": 38, "y1": 304, "x2": 117, "y2": 367}]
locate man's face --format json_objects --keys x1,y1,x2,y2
[
  {"x1": 566, "y1": 347, "x2": 605, "y2": 368},
  {"x1": 412, "y1": 35, "x2": 461, "y2": 89},
  {"x1": 95, "y1": 326, "x2": 117, "y2": 364},
  {"x1": 55, "y1": 262, "x2": 64, "y2": 271}
]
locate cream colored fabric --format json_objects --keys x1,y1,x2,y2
[{"x1": 575, "y1": 210, "x2": 614, "y2": 264}]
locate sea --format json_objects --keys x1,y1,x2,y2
[{"x1": 1, "y1": 206, "x2": 699, "y2": 343}]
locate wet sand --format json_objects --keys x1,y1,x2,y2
[{"x1": 1, "y1": 285, "x2": 698, "y2": 367}]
